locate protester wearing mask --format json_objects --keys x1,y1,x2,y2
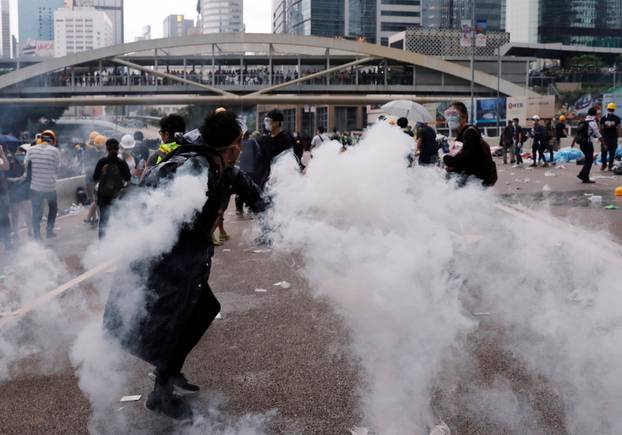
[
  {"x1": 104, "y1": 109, "x2": 267, "y2": 420},
  {"x1": 443, "y1": 102, "x2": 497, "y2": 187},
  {"x1": 416, "y1": 121, "x2": 439, "y2": 166},
  {"x1": 7, "y1": 145, "x2": 32, "y2": 239},
  {"x1": 256, "y1": 109, "x2": 295, "y2": 188},
  {"x1": 572, "y1": 107, "x2": 603, "y2": 184},
  {"x1": 513, "y1": 118, "x2": 526, "y2": 165},
  {"x1": 119, "y1": 134, "x2": 142, "y2": 185},
  {"x1": 600, "y1": 103, "x2": 621, "y2": 171},
  {"x1": 530, "y1": 115, "x2": 547, "y2": 167},
  {"x1": 84, "y1": 134, "x2": 107, "y2": 226},
  {"x1": 145, "y1": 114, "x2": 186, "y2": 170}
]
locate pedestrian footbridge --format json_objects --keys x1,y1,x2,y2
[{"x1": 0, "y1": 33, "x2": 537, "y2": 106}]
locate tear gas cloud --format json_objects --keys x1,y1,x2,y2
[{"x1": 267, "y1": 122, "x2": 622, "y2": 434}]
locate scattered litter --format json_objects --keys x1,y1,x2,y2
[
  {"x1": 584, "y1": 193, "x2": 593, "y2": 197},
  {"x1": 588, "y1": 195, "x2": 603, "y2": 204},
  {"x1": 0, "y1": 311, "x2": 14, "y2": 318},
  {"x1": 605, "y1": 205, "x2": 620, "y2": 210},
  {"x1": 120, "y1": 395, "x2": 142, "y2": 402},
  {"x1": 556, "y1": 165, "x2": 567, "y2": 169},
  {"x1": 429, "y1": 421, "x2": 451, "y2": 435},
  {"x1": 252, "y1": 249, "x2": 270, "y2": 254},
  {"x1": 594, "y1": 175, "x2": 617, "y2": 180},
  {"x1": 215, "y1": 312, "x2": 223, "y2": 319},
  {"x1": 473, "y1": 312, "x2": 491, "y2": 317},
  {"x1": 223, "y1": 249, "x2": 231, "y2": 252},
  {"x1": 273, "y1": 281, "x2": 292, "y2": 289},
  {"x1": 349, "y1": 427, "x2": 370, "y2": 435},
  {"x1": 542, "y1": 184, "x2": 552, "y2": 193},
  {"x1": 616, "y1": 186, "x2": 622, "y2": 197},
  {"x1": 255, "y1": 288, "x2": 268, "y2": 293},
  {"x1": 0, "y1": 272, "x2": 5, "y2": 280},
  {"x1": 544, "y1": 171, "x2": 556, "y2": 177},
  {"x1": 568, "y1": 197, "x2": 577, "y2": 201}
]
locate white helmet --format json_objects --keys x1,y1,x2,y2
[
  {"x1": 532, "y1": 115, "x2": 541, "y2": 121},
  {"x1": 120, "y1": 134, "x2": 136, "y2": 150}
]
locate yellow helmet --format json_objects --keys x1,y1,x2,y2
[
  {"x1": 88, "y1": 131, "x2": 99, "y2": 143},
  {"x1": 94, "y1": 135, "x2": 107, "y2": 148},
  {"x1": 40, "y1": 130, "x2": 57, "y2": 145},
  {"x1": 607, "y1": 102, "x2": 617, "y2": 111},
  {"x1": 559, "y1": 115, "x2": 566, "y2": 122}
]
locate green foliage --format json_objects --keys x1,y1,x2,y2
[
  {"x1": 0, "y1": 105, "x2": 67, "y2": 136},
  {"x1": 568, "y1": 54, "x2": 604, "y2": 69}
]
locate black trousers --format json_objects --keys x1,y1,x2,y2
[
  {"x1": 578, "y1": 142, "x2": 594, "y2": 181},
  {"x1": 98, "y1": 201, "x2": 112, "y2": 239},
  {"x1": 602, "y1": 142, "x2": 618, "y2": 168},
  {"x1": 158, "y1": 281, "x2": 221, "y2": 381}
]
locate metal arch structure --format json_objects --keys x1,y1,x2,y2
[{"x1": 0, "y1": 33, "x2": 538, "y2": 106}]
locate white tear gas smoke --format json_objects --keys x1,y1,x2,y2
[
  {"x1": 0, "y1": 242, "x2": 72, "y2": 380},
  {"x1": 266, "y1": 123, "x2": 622, "y2": 434}
]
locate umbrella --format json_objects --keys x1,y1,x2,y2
[{"x1": 381, "y1": 100, "x2": 434, "y2": 124}]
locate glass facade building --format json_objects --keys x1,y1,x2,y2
[
  {"x1": 539, "y1": 0, "x2": 622, "y2": 47},
  {"x1": 346, "y1": 0, "x2": 376, "y2": 43},
  {"x1": 421, "y1": 0, "x2": 505, "y2": 31},
  {"x1": 19, "y1": 0, "x2": 65, "y2": 42}
]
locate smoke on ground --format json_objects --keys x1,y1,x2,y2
[{"x1": 266, "y1": 122, "x2": 622, "y2": 434}]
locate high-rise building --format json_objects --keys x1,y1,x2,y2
[
  {"x1": 135, "y1": 25, "x2": 151, "y2": 42},
  {"x1": 0, "y1": 0, "x2": 9, "y2": 57},
  {"x1": 421, "y1": 0, "x2": 505, "y2": 32},
  {"x1": 19, "y1": 0, "x2": 65, "y2": 43},
  {"x1": 504, "y1": 0, "x2": 622, "y2": 48},
  {"x1": 539, "y1": 0, "x2": 622, "y2": 47},
  {"x1": 421, "y1": 0, "x2": 451, "y2": 29},
  {"x1": 71, "y1": 0, "x2": 123, "y2": 45},
  {"x1": 274, "y1": 0, "x2": 420, "y2": 44},
  {"x1": 54, "y1": 7, "x2": 113, "y2": 57},
  {"x1": 199, "y1": 0, "x2": 244, "y2": 34},
  {"x1": 164, "y1": 15, "x2": 195, "y2": 39}
]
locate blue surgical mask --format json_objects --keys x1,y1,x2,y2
[
  {"x1": 16, "y1": 155, "x2": 25, "y2": 163},
  {"x1": 446, "y1": 115, "x2": 461, "y2": 130}
]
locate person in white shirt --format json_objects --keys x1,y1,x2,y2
[
  {"x1": 310, "y1": 126, "x2": 331, "y2": 150},
  {"x1": 25, "y1": 130, "x2": 61, "y2": 239}
]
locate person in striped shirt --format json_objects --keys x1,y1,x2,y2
[{"x1": 25, "y1": 130, "x2": 61, "y2": 240}]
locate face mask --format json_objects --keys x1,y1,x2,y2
[
  {"x1": 264, "y1": 119, "x2": 273, "y2": 131},
  {"x1": 446, "y1": 115, "x2": 461, "y2": 130},
  {"x1": 16, "y1": 155, "x2": 25, "y2": 163}
]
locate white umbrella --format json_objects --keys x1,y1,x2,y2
[{"x1": 381, "y1": 100, "x2": 434, "y2": 124}]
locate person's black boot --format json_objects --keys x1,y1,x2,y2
[
  {"x1": 145, "y1": 379, "x2": 193, "y2": 421},
  {"x1": 173, "y1": 373, "x2": 200, "y2": 395}
]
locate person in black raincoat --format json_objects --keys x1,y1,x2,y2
[{"x1": 104, "y1": 109, "x2": 267, "y2": 420}]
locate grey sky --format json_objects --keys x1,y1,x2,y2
[{"x1": 8, "y1": 0, "x2": 272, "y2": 43}]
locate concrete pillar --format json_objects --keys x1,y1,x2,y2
[
  {"x1": 328, "y1": 106, "x2": 336, "y2": 131},
  {"x1": 356, "y1": 106, "x2": 364, "y2": 130},
  {"x1": 295, "y1": 106, "x2": 303, "y2": 133}
]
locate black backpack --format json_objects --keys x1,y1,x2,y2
[
  {"x1": 575, "y1": 120, "x2": 590, "y2": 145},
  {"x1": 98, "y1": 162, "x2": 124, "y2": 199}
]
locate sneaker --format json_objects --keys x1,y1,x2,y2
[
  {"x1": 601, "y1": 164, "x2": 607, "y2": 171},
  {"x1": 145, "y1": 385, "x2": 193, "y2": 421},
  {"x1": 212, "y1": 237, "x2": 223, "y2": 246},
  {"x1": 542, "y1": 163, "x2": 549, "y2": 167},
  {"x1": 173, "y1": 373, "x2": 200, "y2": 395},
  {"x1": 219, "y1": 232, "x2": 230, "y2": 242},
  {"x1": 529, "y1": 163, "x2": 537, "y2": 167}
]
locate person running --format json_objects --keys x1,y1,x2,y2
[
  {"x1": 572, "y1": 107, "x2": 603, "y2": 184},
  {"x1": 529, "y1": 116, "x2": 547, "y2": 167},
  {"x1": 25, "y1": 130, "x2": 60, "y2": 240},
  {"x1": 500, "y1": 121, "x2": 515, "y2": 165},
  {"x1": 442, "y1": 101, "x2": 497, "y2": 187},
  {"x1": 103, "y1": 109, "x2": 266, "y2": 420},
  {"x1": 600, "y1": 103, "x2": 621, "y2": 171},
  {"x1": 93, "y1": 139, "x2": 131, "y2": 239}
]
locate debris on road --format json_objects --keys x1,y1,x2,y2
[
  {"x1": 215, "y1": 312, "x2": 223, "y2": 319},
  {"x1": 273, "y1": 281, "x2": 292, "y2": 289},
  {"x1": 349, "y1": 427, "x2": 370, "y2": 435},
  {"x1": 542, "y1": 185, "x2": 552, "y2": 193},
  {"x1": 544, "y1": 171, "x2": 556, "y2": 177},
  {"x1": 429, "y1": 421, "x2": 451, "y2": 435},
  {"x1": 120, "y1": 395, "x2": 142, "y2": 402},
  {"x1": 605, "y1": 205, "x2": 620, "y2": 210},
  {"x1": 589, "y1": 196, "x2": 603, "y2": 204},
  {"x1": 255, "y1": 288, "x2": 268, "y2": 293}
]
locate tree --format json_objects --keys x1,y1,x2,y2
[
  {"x1": 0, "y1": 105, "x2": 67, "y2": 137},
  {"x1": 568, "y1": 54, "x2": 604, "y2": 69}
]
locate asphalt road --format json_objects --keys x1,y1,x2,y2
[{"x1": 0, "y1": 160, "x2": 620, "y2": 435}]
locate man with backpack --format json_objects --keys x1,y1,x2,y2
[
  {"x1": 442, "y1": 101, "x2": 497, "y2": 187},
  {"x1": 103, "y1": 109, "x2": 266, "y2": 420},
  {"x1": 572, "y1": 107, "x2": 603, "y2": 184},
  {"x1": 600, "y1": 103, "x2": 620, "y2": 171},
  {"x1": 311, "y1": 126, "x2": 331, "y2": 150},
  {"x1": 93, "y1": 138, "x2": 131, "y2": 239}
]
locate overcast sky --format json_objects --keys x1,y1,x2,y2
[{"x1": 9, "y1": 0, "x2": 272, "y2": 43}]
